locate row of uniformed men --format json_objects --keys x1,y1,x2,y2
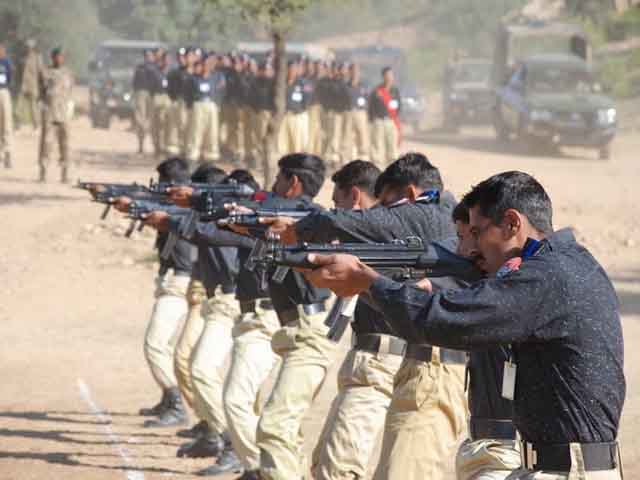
[
  {"x1": 115, "y1": 152, "x2": 532, "y2": 480},
  {"x1": 132, "y1": 47, "x2": 402, "y2": 178},
  {"x1": 0, "y1": 41, "x2": 75, "y2": 182}
]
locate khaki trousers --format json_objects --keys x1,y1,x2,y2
[
  {"x1": 22, "y1": 92, "x2": 40, "y2": 130},
  {"x1": 190, "y1": 293, "x2": 238, "y2": 434},
  {"x1": 253, "y1": 110, "x2": 277, "y2": 187},
  {"x1": 324, "y1": 110, "x2": 346, "y2": 165},
  {"x1": 227, "y1": 104, "x2": 247, "y2": 158},
  {"x1": 371, "y1": 118, "x2": 399, "y2": 170},
  {"x1": 0, "y1": 89, "x2": 13, "y2": 160},
  {"x1": 456, "y1": 439, "x2": 521, "y2": 480},
  {"x1": 39, "y1": 116, "x2": 70, "y2": 171},
  {"x1": 307, "y1": 104, "x2": 324, "y2": 155},
  {"x1": 257, "y1": 309, "x2": 338, "y2": 480},
  {"x1": 174, "y1": 280, "x2": 208, "y2": 408},
  {"x1": 312, "y1": 347, "x2": 404, "y2": 480},
  {"x1": 343, "y1": 109, "x2": 370, "y2": 163},
  {"x1": 185, "y1": 101, "x2": 221, "y2": 162},
  {"x1": 373, "y1": 356, "x2": 468, "y2": 480},
  {"x1": 165, "y1": 100, "x2": 182, "y2": 155},
  {"x1": 278, "y1": 111, "x2": 309, "y2": 156},
  {"x1": 224, "y1": 307, "x2": 281, "y2": 470},
  {"x1": 134, "y1": 91, "x2": 152, "y2": 141},
  {"x1": 144, "y1": 273, "x2": 190, "y2": 390},
  {"x1": 151, "y1": 94, "x2": 171, "y2": 155}
]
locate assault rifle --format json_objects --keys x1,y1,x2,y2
[
  {"x1": 148, "y1": 180, "x2": 256, "y2": 198},
  {"x1": 124, "y1": 200, "x2": 188, "y2": 238},
  {"x1": 248, "y1": 237, "x2": 484, "y2": 341},
  {"x1": 76, "y1": 180, "x2": 163, "y2": 220},
  {"x1": 217, "y1": 207, "x2": 315, "y2": 230}
]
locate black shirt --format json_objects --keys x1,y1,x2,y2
[
  {"x1": 156, "y1": 232, "x2": 194, "y2": 277},
  {"x1": 260, "y1": 195, "x2": 330, "y2": 317},
  {"x1": 369, "y1": 229, "x2": 625, "y2": 444},
  {"x1": 286, "y1": 79, "x2": 309, "y2": 113},
  {"x1": 249, "y1": 76, "x2": 275, "y2": 112},
  {"x1": 167, "y1": 66, "x2": 186, "y2": 101},
  {"x1": 185, "y1": 72, "x2": 226, "y2": 107},
  {"x1": 347, "y1": 81, "x2": 369, "y2": 110},
  {"x1": 148, "y1": 64, "x2": 169, "y2": 96},
  {"x1": 468, "y1": 347, "x2": 514, "y2": 422},
  {"x1": 368, "y1": 84, "x2": 401, "y2": 121},
  {"x1": 133, "y1": 61, "x2": 154, "y2": 92}
]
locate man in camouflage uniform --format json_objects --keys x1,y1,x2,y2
[
  {"x1": 38, "y1": 47, "x2": 74, "y2": 183},
  {"x1": 20, "y1": 39, "x2": 43, "y2": 133}
]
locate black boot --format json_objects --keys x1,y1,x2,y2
[
  {"x1": 176, "y1": 419, "x2": 210, "y2": 439},
  {"x1": 139, "y1": 390, "x2": 169, "y2": 416},
  {"x1": 38, "y1": 166, "x2": 46, "y2": 183},
  {"x1": 60, "y1": 166, "x2": 69, "y2": 184},
  {"x1": 3, "y1": 153, "x2": 11, "y2": 169},
  {"x1": 196, "y1": 446, "x2": 243, "y2": 476},
  {"x1": 176, "y1": 433, "x2": 224, "y2": 458},
  {"x1": 143, "y1": 387, "x2": 188, "y2": 428}
]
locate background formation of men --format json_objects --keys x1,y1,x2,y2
[{"x1": 132, "y1": 46, "x2": 402, "y2": 181}]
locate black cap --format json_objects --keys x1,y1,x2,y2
[{"x1": 51, "y1": 47, "x2": 63, "y2": 57}]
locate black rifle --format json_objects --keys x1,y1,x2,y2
[
  {"x1": 250, "y1": 237, "x2": 482, "y2": 282},
  {"x1": 217, "y1": 207, "x2": 314, "y2": 229},
  {"x1": 76, "y1": 180, "x2": 156, "y2": 220},
  {"x1": 248, "y1": 237, "x2": 484, "y2": 341},
  {"x1": 124, "y1": 200, "x2": 189, "y2": 238},
  {"x1": 148, "y1": 180, "x2": 256, "y2": 197}
]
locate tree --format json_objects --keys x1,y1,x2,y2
[{"x1": 206, "y1": 0, "x2": 331, "y2": 186}]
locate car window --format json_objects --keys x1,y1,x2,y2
[{"x1": 527, "y1": 66, "x2": 596, "y2": 93}]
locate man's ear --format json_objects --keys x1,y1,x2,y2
[
  {"x1": 350, "y1": 186, "x2": 361, "y2": 209},
  {"x1": 285, "y1": 174, "x2": 301, "y2": 198},
  {"x1": 406, "y1": 184, "x2": 420, "y2": 203},
  {"x1": 502, "y1": 209, "x2": 522, "y2": 239}
]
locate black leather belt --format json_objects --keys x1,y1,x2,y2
[
  {"x1": 522, "y1": 441, "x2": 619, "y2": 472},
  {"x1": 240, "y1": 299, "x2": 274, "y2": 314},
  {"x1": 277, "y1": 302, "x2": 326, "y2": 326},
  {"x1": 470, "y1": 418, "x2": 517, "y2": 441},
  {"x1": 404, "y1": 344, "x2": 467, "y2": 364},
  {"x1": 353, "y1": 334, "x2": 406, "y2": 356}
]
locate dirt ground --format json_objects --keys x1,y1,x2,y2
[{"x1": 1, "y1": 104, "x2": 638, "y2": 480}]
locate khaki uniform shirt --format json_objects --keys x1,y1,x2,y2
[
  {"x1": 41, "y1": 66, "x2": 74, "y2": 124},
  {"x1": 21, "y1": 51, "x2": 43, "y2": 96}
]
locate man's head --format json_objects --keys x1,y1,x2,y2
[
  {"x1": 375, "y1": 152, "x2": 443, "y2": 206},
  {"x1": 156, "y1": 157, "x2": 190, "y2": 184},
  {"x1": 156, "y1": 50, "x2": 168, "y2": 70},
  {"x1": 462, "y1": 171, "x2": 553, "y2": 275},
  {"x1": 273, "y1": 153, "x2": 326, "y2": 200},
  {"x1": 51, "y1": 47, "x2": 64, "y2": 67},
  {"x1": 382, "y1": 66, "x2": 394, "y2": 87},
  {"x1": 331, "y1": 160, "x2": 380, "y2": 210},
  {"x1": 144, "y1": 49, "x2": 155, "y2": 63},
  {"x1": 193, "y1": 59, "x2": 204, "y2": 76},
  {"x1": 191, "y1": 163, "x2": 226, "y2": 184},
  {"x1": 452, "y1": 200, "x2": 486, "y2": 272},
  {"x1": 225, "y1": 169, "x2": 261, "y2": 192}
]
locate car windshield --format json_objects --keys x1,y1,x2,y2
[
  {"x1": 99, "y1": 48, "x2": 145, "y2": 71},
  {"x1": 527, "y1": 65, "x2": 597, "y2": 93},
  {"x1": 453, "y1": 64, "x2": 491, "y2": 83}
]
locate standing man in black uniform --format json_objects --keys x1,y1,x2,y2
[
  {"x1": 369, "y1": 67, "x2": 401, "y2": 169},
  {"x1": 278, "y1": 61, "x2": 310, "y2": 156},
  {"x1": 166, "y1": 47, "x2": 188, "y2": 155},
  {"x1": 306, "y1": 171, "x2": 626, "y2": 480},
  {"x1": 248, "y1": 61, "x2": 276, "y2": 187},
  {"x1": 133, "y1": 49, "x2": 155, "y2": 154},
  {"x1": 149, "y1": 49, "x2": 171, "y2": 157},
  {"x1": 343, "y1": 63, "x2": 371, "y2": 163}
]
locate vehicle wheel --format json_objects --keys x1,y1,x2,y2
[
  {"x1": 598, "y1": 144, "x2": 611, "y2": 160},
  {"x1": 493, "y1": 106, "x2": 509, "y2": 143}
]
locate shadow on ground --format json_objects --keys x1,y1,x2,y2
[{"x1": 0, "y1": 193, "x2": 82, "y2": 206}]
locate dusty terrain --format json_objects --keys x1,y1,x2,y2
[{"x1": 0, "y1": 103, "x2": 638, "y2": 480}]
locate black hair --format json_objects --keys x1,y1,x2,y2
[
  {"x1": 331, "y1": 160, "x2": 381, "y2": 198},
  {"x1": 462, "y1": 171, "x2": 553, "y2": 234},
  {"x1": 224, "y1": 169, "x2": 261, "y2": 192},
  {"x1": 156, "y1": 157, "x2": 190, "y2": 183},
  {"x1": 376, "y1": 152, "x2": 443, "y2": 194},
  {"x1": 452, "y1": 200, "x2": 470, "y2": 224},
  {"x1": 382, "y1": 66, "x2": 392, "y2": 76},
  {"x1": 190, "y1": 163, "x2": 227, "y2": 184},
  {"x1": 278, "y1": 153, "x2": 326, "y2": 198}
]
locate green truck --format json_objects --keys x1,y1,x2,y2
[{"x1": 492, "y1": 19, "x2": 616, "y2": 159}]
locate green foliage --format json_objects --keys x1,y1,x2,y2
[{"x1": 0, "y1": 0, "x2": 111, "y2": 79}]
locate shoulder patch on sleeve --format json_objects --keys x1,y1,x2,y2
[{"x1": 496, "y1": 257, "x2": 522, "y2": 279}]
